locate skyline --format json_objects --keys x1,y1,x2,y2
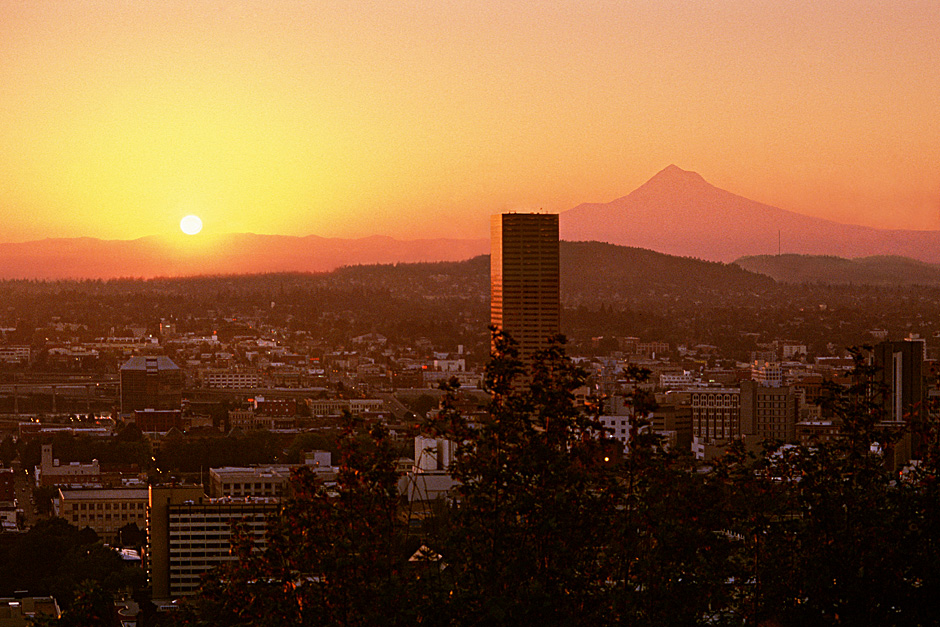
[{"x1": 2, "y1": 1, "x2": 938, "y2": 244}]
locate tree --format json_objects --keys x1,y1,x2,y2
[
  {"x1": 174, "y1": 337, "x2": 940, "y2": 626},
  {"x1": 422, "y1": 330, "x2": 619, "y2": 625},
  {"x1": 720, "y1": 346, "x2": 940, "y2": 625},
  {"x1": 34, "y1": 485, "x2": 60, "y2": 516},
  {"x1": 117, "y1": 522, "x2": 146, "y2": 548},
  {"x1": 33, "y1": 580, "x2": 114, "y2": 627},
  {"x1": 0, "y1": 517, "x2": 142, "y2": 611},
  {"x1": 115, "y1": 422, "x2": 144, "y2": 442},
  {"x1": 0, "y1": 435, "x2": 16, "y2": 466},
  {"x1": 402, "y1": 393, "x2": 438, "y2": 417},
  {"x1": 175, "y1": 415, "x2": 412, "y2": 627},
  {"x1": 283, "y1": 431, "x2": 336, "y2": 463}
]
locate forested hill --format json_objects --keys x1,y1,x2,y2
[
  {"x1": 559, "y1": 241, "x2": 772, "y2": 305},
  {"x1": 0, "y1": 242, "x2": 771, "y2": 302},
  {"x1": 330, "y1": 241, "x2": 774, "y2": 304},
  {"x1": 735, "y1": 254, "x2": 940, "y2": 285},
  {"x1": 0, "y1": 243, "x2": 772, "y2": 353}
]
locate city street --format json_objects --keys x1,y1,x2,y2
[{"x1": 13, "y1": 464, "x2": 36, "y2": 529}]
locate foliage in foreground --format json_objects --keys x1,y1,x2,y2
[
  {"x1": 172, "y1": 336, "x2": 940, "y2": 626},
  {"x1": 0, "y1": 518, "x2": 144, "y2": 608}
]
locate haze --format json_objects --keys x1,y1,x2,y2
[{"x1": 1, "y1": 1, "x2": 938, "y2": 244}]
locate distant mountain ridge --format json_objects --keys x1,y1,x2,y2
[
  {"x1": 735, "y1": 254, "x2": 940, "y2": 285},
  {"x1": 560, "y1": 165, "x2": 940, "y2": 263},
  {"x1": 5, "y1": 164, "x2": 940, "y2": 278},
  {"x1": 0, "y1": 233, "x2": 489, "y2": 280}
]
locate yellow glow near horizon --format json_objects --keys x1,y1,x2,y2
[{"x1": 0, "y1": 1, "x2": 938, "y2": 243}]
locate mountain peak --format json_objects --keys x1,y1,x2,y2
[
  {"x1": 645, "y1": 164, "x2": 710, "y2": 187},
  {"x1": 561, "y1": 164, "x2": 940, "y2": 264}
]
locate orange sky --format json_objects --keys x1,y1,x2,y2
[{"x1": 1, "y1": 1, "x2": 938, "y2": 243}]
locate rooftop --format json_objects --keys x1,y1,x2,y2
[
  {"x1": 58, "y1": 488, "x2": 150, "y2": 500},
  {"x1": 120, "y1": 355, "x2": 180, "y2": 372}
]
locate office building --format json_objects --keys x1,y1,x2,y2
[
  {"x1": 208, "y1": 453, "x2": 334, "y2": 499},
  {"x1": 490, "y1": 213, "x2": 560, "y2": 357},
  {"x1": 873, "y1": 339, "x2": 925, "y2": 465},
  {"x1": 650, "y1": 403, "x2": 693, "y2": 452},
  {"x1": 691, "y1": 388, "x2": 741, "y2": 443},
  {"x1": 120, "y1": 356, "x2": 184, "y2": 416},
  {"x1": 690, "y1": 388, "x2": 740, "y2": 459},
  {"x1": 740, "y1": 380, "x2": 799, "y2": 443},
  {"x1": 873, "y1": 340, "x2": 925, "y2": 424},
  {"x1": 0, "y1": 469, "x2": 13, "y2": 503},
  {"x1": 751, "y1": 360, "x2": 783, "y2": 387},
  {"x1": 148, "y1": 485, "x2": 277, "y2": 599}
]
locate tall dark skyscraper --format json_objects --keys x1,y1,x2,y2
[
  {"x1": 873, "y1": 339, "x2": 925, "y2": 424},
  {"x1": 490, "y1": 212, "x2": 560, "y2": 357},
  {"x1": 872, "y1": 338, "x2": 926, "y2": 467}
]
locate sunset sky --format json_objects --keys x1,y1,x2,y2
[{"x1": 1, "y1": 1, "x2": 938, "y2": 243}]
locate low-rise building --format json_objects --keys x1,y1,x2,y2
[
  {"x1": 56, "y1": 487, "x2": 149, "y2": 544},
  {"x1": 306, "y1": 398, "x2": 385, "y2": 417},
  {"x1": 37, "y1": 444, "x2": 101, "y2": 487},
  {"x1": 660, "y1": 370, "x2": 696, "y2": 389},
  {"x1": 0, "y1": 345, "x2": 30, "y2": 364},
  {"x1": 208, "y1": 452, "x2": 334, "y2": 499},
  {"x1": 208, "y1": 466, "x2": 292, "y2": 499},
  {"x1": 308, "y1": 399, "x2": 351, "y2": 417},
  {"x1": 204, "y1": 370, "x2": 263, "y2": 389},
  {"x1": 228, "y1": 397, "x2": 299, "y2": 430},
  {"x1": 0, "y1": 597, "x2": 61, "y2": 626},
  {"x1": 0, "y1": 502, "x2": 18, "y2": 533}
]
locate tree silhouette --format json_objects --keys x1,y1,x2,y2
[
  {"x1": 172, "y1": 339, "x2": 940, "y2": 626},
  {"x1": 175, "y1": 414, "x2": 411, "y2": 627}
]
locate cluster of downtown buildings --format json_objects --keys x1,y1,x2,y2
[{"x1": 0, "y1": 213, "x2": 935, "y2": 618}]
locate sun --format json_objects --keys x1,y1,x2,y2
[{"x1": 180, "y1": 215, "x2": 203, "y2": 235}]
